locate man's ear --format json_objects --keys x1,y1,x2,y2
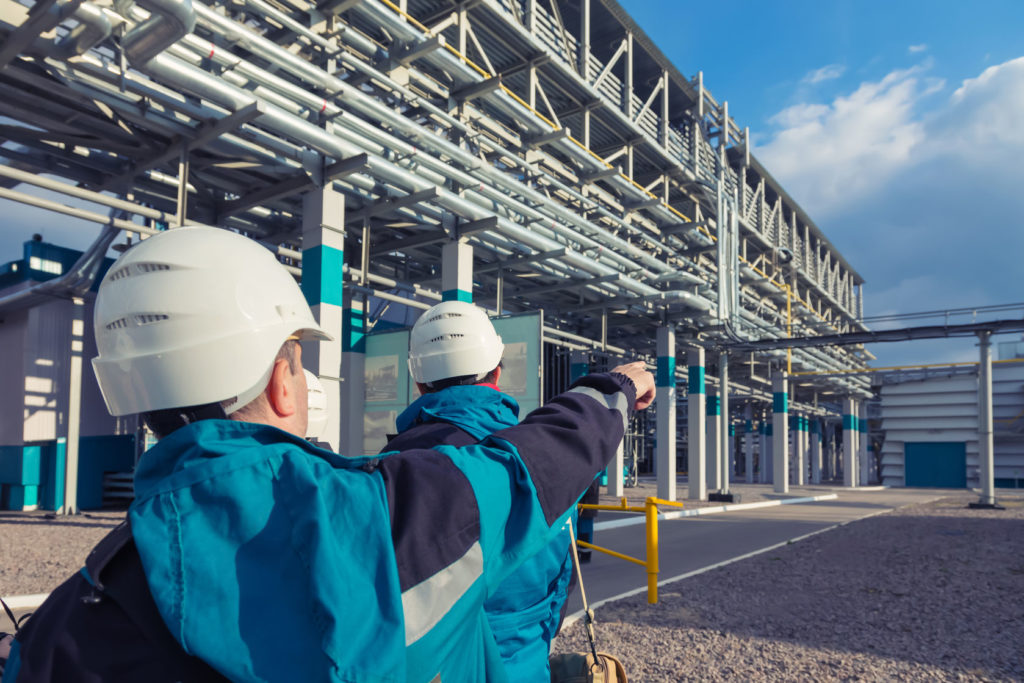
[
  {"x1": 267, "y1": 357, "x2": 298, "y2": 418},
  {"x1": 492, "y1": 365, "x2": 502, "y2": 384}
]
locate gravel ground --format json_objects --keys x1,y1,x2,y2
[
  {"x1": 0, "y1": 509, "x2": 124, "y2": 596},
  {"x1": 553, "y1": 494, "x2": 1024, "y2": 682},
  {"x1": 4, "y1": 494, "x2": 1022, "y2": 681}
]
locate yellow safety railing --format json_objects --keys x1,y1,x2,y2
[{"x1": 576, "y1": 496, "x2": 683, "y2": 604}]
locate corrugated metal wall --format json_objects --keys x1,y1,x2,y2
[{"x1": 880, "y1": 362, "x2": 1024, "y2": 487}]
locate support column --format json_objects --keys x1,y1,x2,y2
[
  {"x1": 656, "y1": 326, "x2": 677, "y2": 501},
  {"x1": 706, "y1": 386, "x2": 720, "y2": 491},
  {"x1": 810, "y1": 418, "x2": 822, "y2": 484},
  {"x1": 972, "y1": 331, "x2": 1001, "y2": 508},
  {"x1": 773, "y1": 371, "x2": 789, "y2": 494},
  {"x1": 758, "y1": 417, "x2": 769, "y2": 484},
  {"x1": 744, "y1": 404, "x2": 755, "y2": 484},
  {"x1": 794, "y1": 415, "x2": 806, "y2": 486},
  {"x1": 858, "y1": 402, "x2": 870, "y2": 486},
  {"x1": 843, "y1": 397, "x2": 857, "y2": 487},
  {"x1": 687, "y1": 348, "x2": 706, "y2": 501},
  {"x1": 719, "y1": 352, "x2": 731, "y2": 495},
  {"x1": 441, "y1": 237, "x2": 473, "y2": 302},
  {"x1": 60, "y1": 297, "x2": 85, "y2": 515},
  {"x1": 302, "y1": 188, "x2": 345, "y2": 452}
]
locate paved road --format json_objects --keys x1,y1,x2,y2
[{"x1": 565, "y1": 487, "x2": 950, "y2": 614}]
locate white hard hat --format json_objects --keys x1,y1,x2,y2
[
  {"x1": 304, "y1": 369, "x2": 328, "y2": 440},
  {"x1": 407, "y1": 300, "x2": 503, "y2": 385},
  {"x1": 92, "y1": 226, "x2": 332, "y2": 416}
]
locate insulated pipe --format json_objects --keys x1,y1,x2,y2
[
  {"x1": 239, "y1": 0, "x2": 704, "y2": 268},
  {"x1": 122, "y1": 38, "x2": 696, "y2": 306},
  {"x1": 56, "y1": 3, "x2": 116, "y2": 58},
  {"x1": 121, "y1": 0, "x2": 195, "y2": 64},
  {"x1": 180, "y1": 9, "x2": 678, "y2": 282}
]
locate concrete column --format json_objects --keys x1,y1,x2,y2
[
  {"x1": 656, "y1": 326, "x2": 677, "y2": 501},
  {"x1": 706, "y1": 386, "x2": 721, "y2": 491},
  {"x1": 794, "y1": 415, "x2": 806, "y2": 485},
  {"x1": 341, "y1": 293, "x2": 365, "y2": 455},
  {"x1": 764, "y1": 421, "x2": 773, "y2": 484},
  {"x1": 719, "y1": 352, "x2": 731, "y2": 494},
  {"x1": 758, "y1": 419, "x2": 768, "y2": 484},
  {"x1": 772, "y1": 371, "x2": 789, "y2": 494},
  {"x1": 687, "y1": 348, "x2": 706, "y2": 500},
  {"x1": 743, "y1": 404, "x2": 755, "y2": 484},
  {"x1": 858, "y1": 402, "x2": 870, "y2": 486},
  {"x1": 728, "y1": 423, "x2": 736, "y2": 484},
  {"x1": 975, "y1": 331, "x2": 998, "y2": 506},
  {"x1": 810, "y1": 418, "x2": 822, "y2": 484},
  {"x1": 59, "y1": 297, "x2": 85, "y2": 515},
  {"x1": 843, "y1": 397, "x2": 857, "y2": 487},
  {"x1": 302, "y1": 188, "x2": 345, "y2": 452},
  {"x1": 441, "y1": 237, "x2": 473, "y2": 302}
]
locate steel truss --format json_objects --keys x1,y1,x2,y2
[{"x1": 0, "y1": 0, "x2": 872, "y2": 408}]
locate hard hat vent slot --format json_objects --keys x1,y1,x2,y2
[
  {"x1": 135, "y1": 314, "x2": 169, "y2": 325},
  {"x1": 429, "y1": 333, "x2": 465, "y2": 344},
  {"x1": 105, "y1": 318, "x2": 129, "y2": 330},
  {"x1": 109, "y1": 263, "x2": 172, "y2": 281},
  {"x1": 426, "y1": 312, "x2": 463, "y2": 324}
]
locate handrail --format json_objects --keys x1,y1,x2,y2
[{"x1": 576, "y1": 496, "x2": 684, "y2": 603}]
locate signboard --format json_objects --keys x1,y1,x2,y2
[{"x1": 362, "y1": 311, "x2": 543, "y2": 453}]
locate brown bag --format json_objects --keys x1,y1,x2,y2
[
  {"x1": 549, "y1": 524, "x2": 628, "y2": 682},
  {"x1": 549, "y1": 651, "x2": 628, "y2": 683}
]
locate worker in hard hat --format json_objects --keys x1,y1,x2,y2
[
  {"x1": 4, "y1": 226, "x2": 654, "y2": 683},
  {"x1": 384, "y1": 301, "x2": 572, "y2": 681}
]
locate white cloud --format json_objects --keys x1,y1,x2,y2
[
  {"x1": 908, "y1": 44, "x2": 928, "y2": 54},
  {"x1": 757, "y1": 65, "x2": 931, "y2": 216},
  {"x1": 801, "y1": 64, "x2": 845, "y2": 84},
  {"x1": 754, "y1": 56, "x2": 1024, "y2": 365}
]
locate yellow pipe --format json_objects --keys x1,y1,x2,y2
[
  {"x1": 645, "y1": 498, "x2": 658, "y2": 603},
  {"x1": 787, "y1": 285, "x2": 793, "y2": 374},
  {"x1": 575, "y1": 540, "x2": 646, "y2": 567}
]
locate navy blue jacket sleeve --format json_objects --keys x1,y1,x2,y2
[{"x1": 378, "y1": 372, "x2": 635, "y2": 597}]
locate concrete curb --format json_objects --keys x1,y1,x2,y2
[
  {"x1": 1, "y1": 592, "x2": 49, "y2": 611},
  {"x1": 593, "y1": 493, "x2": 840, "y2": 532}
]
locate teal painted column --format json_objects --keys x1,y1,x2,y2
[
  {"x1": 719, "y1": 352, "x2": 731, "y2": 494},
  {"x1": 842, "y1": 397, "x2": 857, "y2": 487},
  {"x1": 793, "y1": 415, "x2": 807, "y2": 486},
  {"x1": 810, "y1": 418, "x2": 822, "y2": 484},
  {"x1": 773, "y1": 371, "x2": 789, "y2": 494},
  {"x1": 656, "y1": 326, "x2": 677, "y2": 501},
  {"x1": 303, "y1": 187, "x2": 345, "y2": 452},
  {"x1": 706, "y1": 388, "x2": 721, "y2": 491},
  {"x1": 687, "y1": 347, "x2": 706, "y2": 501},
  {"x1": 744, "y1": 403, "x2": 755, "y2": 484},
  {"x1": 858, "y1": 402, "x2": 869, "y2": 486},
  {"x1": 441, "y1": 237, "x2": 473, "y2": 303}
]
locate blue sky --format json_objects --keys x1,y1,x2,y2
[{"x1": 623, "y1": 0, "x2": 1024, "y2": 366}]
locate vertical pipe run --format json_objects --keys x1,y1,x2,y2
[{"x1": 773, "y1": 371, "x2": 789, "y2": 494}]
